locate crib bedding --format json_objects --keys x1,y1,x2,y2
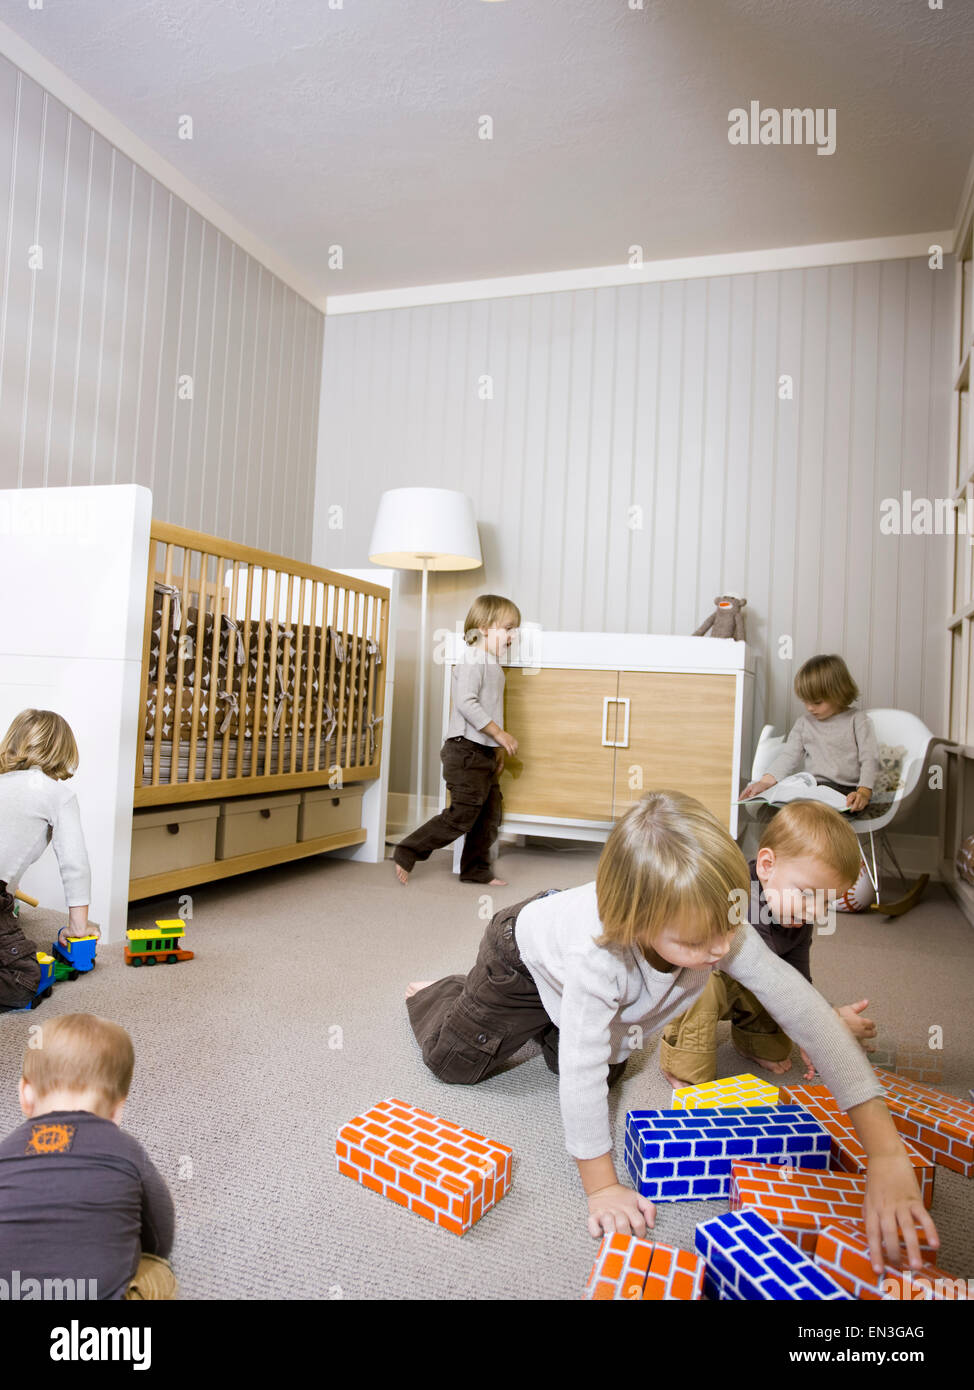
[{"x1": 144, "y1": 585, "x2": 381, "y2": 780}]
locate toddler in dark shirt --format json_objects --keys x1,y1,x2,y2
[
  {"x1": 659, "y1": 801, "x2": 877, "y2": 1088},
  {"x1": 0, "y1": 1013, "x2": 176, "y2": 1300}
]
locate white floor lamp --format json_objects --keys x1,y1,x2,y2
[{"x1": 368, "y1": 488, "x2": 482, "y2": 822}]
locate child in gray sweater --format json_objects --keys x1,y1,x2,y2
[
  {"x1": 0, "y1": 710, "x2": 94, "y2": 1010},
  {"x1": 741, "y1": 654, "x2": 879, "y2": 813}
]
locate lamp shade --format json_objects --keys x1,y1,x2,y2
[{"x1": 368, "y1": 488, "x2": 482, "y2": 571}]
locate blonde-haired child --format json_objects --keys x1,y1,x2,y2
[
  {"x1": 394, "y1": 594, "x2": 521, "y2": 887},
  {"x1": 741, "y1": 654, "x2": 879, "y2": 813},
  {"x1": 406, "y1": 790, "x2": 938, "y2": 1272},
  {"x1": 660, "y1": 800, "x2": 876, "y2": 1086},
  {"x1": 0, "y1": 709, "x2": 95, "y2": 1010},
  {"x1": 0, "y1": 1013, "x2": 176, "y2": 1299}
]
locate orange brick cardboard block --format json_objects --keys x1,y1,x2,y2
[
  {"x1": 729, "y1": 1161, "x2": 867, "y2": 1254},
  {"x1": 335, "y1": 1098, "x2": 513, "y2": 1235},
  {"x1": 872, "y1": 1069, "x2": 974, "y2": 1178},
  {"x1": 779, "y1": 1083, "x2": 935, "y2": 1208},
  {"x1": 814, "y1": 1220, "x2": 970, "y2": 1301},
  {"x1": 583, "y1": 1233, "x2": 705, "y2": 1301}
]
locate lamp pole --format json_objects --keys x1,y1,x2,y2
[{"x1": 416, "y1": 555, "x2": 432, "y2": 820}]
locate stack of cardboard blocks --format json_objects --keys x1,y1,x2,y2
[
  {"x1": 873, "y1": 1069, "x2": 974, "y2": 1177},
  {"x1": 779, "y1": 1082, "x2": 936, "y2": 1206},
  {"x1": 671, "y1": 1073, "x2": 779, "y2": 1110},
  {"x1": 335, "y1": 1098, "x2": 512, "y2": 1235},
  {"x1": 583, "y1": 1232, "x2": 706, "y2": 1300},
  {"x1": 625, "y1": 1105, "x2": 830, "y2": 1201},
  {"x1": 814, "y1": 1219, "x2": 968, "y2": 1300},
  {"x1": 694, "y1": 1209, "x2": 850, "y2": 1300}
]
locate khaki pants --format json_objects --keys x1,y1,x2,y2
[
  {"x1": 124, "y1": 1253, "x2": 179, "y2": 1300},
  {"x1": 659, "y1": 971, "x2": 792, "y2": 1085}
]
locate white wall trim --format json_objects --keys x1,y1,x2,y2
[
  {"x1": 325, "y1": 230, "x2": 955, "y2": 316},
  {"x1": 954, "y1": 149, "x2": 974, "y2": 248},
  {"x1": 0, "y1": 19, "x2": 323, "y2": 310}
]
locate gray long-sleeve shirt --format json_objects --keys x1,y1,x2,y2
[
  {"x1": 765, "y1": 709, "x2": 879, "y2": 790},
  {"x1": 445, "y1": 645, "x2": 506, "y2": 747},
  {"x1": 0, "y1": 1109, "x2": 175, "y2": 1300},
  {"x1": 0, "y1": 769, "x2": 91, "y2": 906},
  {"x1": 514, "y1": 880, "x2": 882, "y2": 1160}
]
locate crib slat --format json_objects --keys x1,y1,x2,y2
[
  {"x1": 203, "y1": 552, "x2": 226, "y2": 781},
  {"x1": 264, "y1": 568, "x2": 282, "y2": 779},
  {"x1": 149, "y1": 543, "x2": 175, "y2": 788},
  {"x1": 334, "y1": 585, "x2": 349, "y2": 780},
  {"x1": 219, "y1": 560, "x2": 241, "y2": 780},
  {"x1": 251, "y1": 566, "x2": 269, "y2": 777},
  {"x1": 186, "y1": 549, "x2": 209, "y2": 784},
  {"x1": 291, "y1": 576, "x2": 306, "y2": 775},
  {"x1": 351, "y1": 589, "x2": 365, "y2": 769},
  {"x1": 168, "y1": 547, "x2": 193, "y2": 786},
  {"x1": 301, "y1": 581, "x2": 319, "y2": 774}
]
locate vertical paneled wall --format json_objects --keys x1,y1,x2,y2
[
  {"x1": 315, "y1": 260, "x2": 954, "y2": 806},
  {"x1": 0, "y1": 54, "x2": 323, "y2": 558}
]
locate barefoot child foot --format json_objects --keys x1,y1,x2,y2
[
  {"x1": 488, "y1": 876, "x2": 507, "y2": 886},
  {"x1": 394, "y1": 862, "x2": 410, "y2": 885},
  {"x1": 405, "y1": 981, "x2": 433, "y2": 999},
  {"x1": 659, "y1": 1066, "x2": 693, "y2": 1091}
]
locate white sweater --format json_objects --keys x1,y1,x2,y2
[
  {"x1": 0, "y1": 769, "x2": 91, "y2": 906},
  {"x1": 514, "y1": 881, "x2": 883, "y2": 1160}
]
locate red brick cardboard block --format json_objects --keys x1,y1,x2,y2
[
  {"x1": 779, "y1": 1083, "x2": 935, "y2": 1208},
  {"x1": 872, "y1": 1069, "x2": 974, "y2": 1178},
  {"x1": 583, "y1": 1233, "x2": 705, "y2": 1301},
  {"x1": 729, "y1": 1160, "x2": 868, "y2": 1254},
  {"x1": 814, "y1": 1220, "x2": 969, "y2": 1301},
  {"x1": 336, "y1": 1098, "x2": 513, "y2": 1235}
]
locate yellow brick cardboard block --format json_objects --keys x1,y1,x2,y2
[{"x1": 671, "y1": 1073, "x2": 780, "y2": 1111}]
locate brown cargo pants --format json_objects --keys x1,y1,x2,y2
[
  {"x1": 394, "y1": 736, "x2": 503, "y2": 883},
  {"x1": 407, "y1": 889, "x2": 629, "y2": 1089}
]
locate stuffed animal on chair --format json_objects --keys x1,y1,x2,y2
[{"x1": 694, "y1": 594, "x2": 747, "y2": 641}]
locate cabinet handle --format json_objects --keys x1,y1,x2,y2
[
  {"x1": 601, "y1": 697, "x2": 631, "y2": 748},
  {"x1": 260, "y1": 808, "x2": 271, "y2": 819}
]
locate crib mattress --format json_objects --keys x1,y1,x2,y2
[{"x1": 141, "y1": 730, "x2": 375, "y2": 785}]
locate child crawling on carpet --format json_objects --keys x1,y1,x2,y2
[
  {"x1": 659, "y1": 799, "x2": 876, "y2": 1088},
  {"x1": 405, "y1": 789, "x2": 938, "y2": 1273},
  {"x1": 0, "y1": 1013, "x2": 177, "y2": 1300}
]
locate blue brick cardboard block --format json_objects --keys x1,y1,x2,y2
[
  {"x1": 624, "y1": 1106, "x2": 830, "y2": 1202},
  {"x1": 694, "y1": 1209, "x2": 850, "y2": 1301}
]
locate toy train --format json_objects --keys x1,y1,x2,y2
[
  {"x1": 125, "y1": 920, "x2": 194, "y2": 966},
  {"x1": 18, "y1": 935, "x2": 98, "y2": 1012}
]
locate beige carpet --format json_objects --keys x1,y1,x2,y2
[{"x1": 1, "y1": 844, "x2": 972, "y2": 1300}]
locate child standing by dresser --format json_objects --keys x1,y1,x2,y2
[
  {"x1": 394, "y1": 594, "x2": 521, "y2": 887},
  {"x1": 0, "y1": 709, "x2": 95, "y2": 1011}
]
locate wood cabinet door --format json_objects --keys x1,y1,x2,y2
[
  {"x1": 499, "y1": 668, "x2": 618, "y2": 820},
  {"x1": 612, "y1": 671, "x2": 738, "y2": 827}
]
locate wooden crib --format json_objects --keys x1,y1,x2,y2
[{"x1": 130, "y1": 521, "x2": 390, "y2": 899}]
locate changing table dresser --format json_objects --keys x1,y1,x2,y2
[{"x1": 441, "y1": 631, "x2": 754, "y2": 854}]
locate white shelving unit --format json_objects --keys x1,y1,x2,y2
[{"x1": 943, "y1": 165, "x2": 974, "y2": 924}]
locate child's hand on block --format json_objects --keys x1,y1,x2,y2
[
  {"x1": 836, "y1": 998, "x2": 876, "y2": 1046},
  {"x1": 864, "y1": 1153, "x2": 939, "y2": 1274},
  {"x1": 586, "y1": 1183, "x2": 655, "y2": 1240}
]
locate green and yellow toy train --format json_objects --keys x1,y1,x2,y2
[{"x1": 124, "y1": 920, "x2": 194, "y2": 967}]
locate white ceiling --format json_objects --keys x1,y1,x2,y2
[{"x1": 1, "y1": 0, "x2": 972, "y2": 299}]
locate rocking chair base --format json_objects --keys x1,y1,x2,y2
[{"x1": 868, "y1": 874, "x2": 929, "y2": 917}]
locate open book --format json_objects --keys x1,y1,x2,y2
[{"x1": 736, "y1": 772, "x2": 849, "y2": 811}]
